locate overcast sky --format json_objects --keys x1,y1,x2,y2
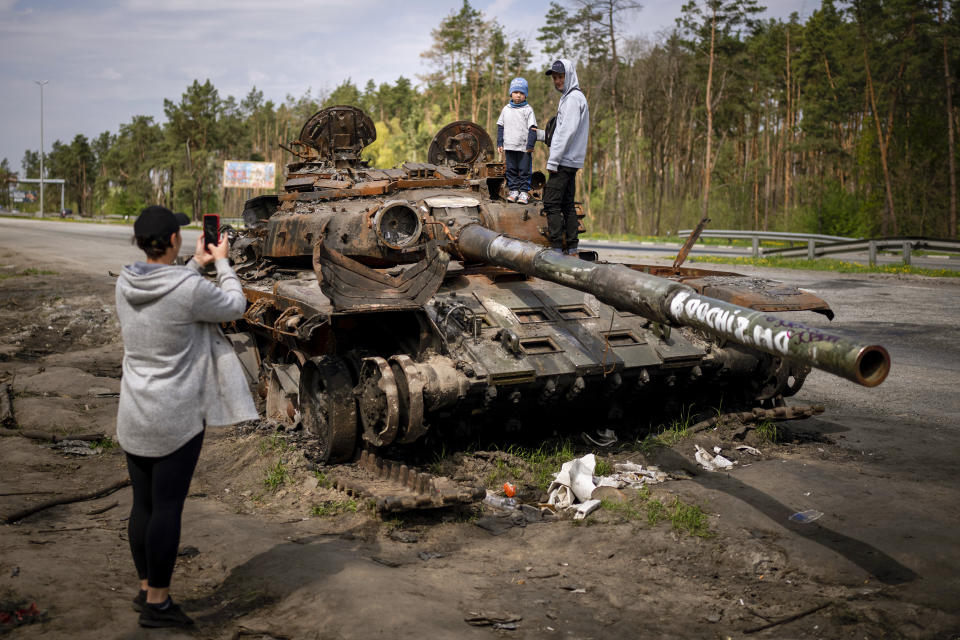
[{"x1": 0, "y1": 0, "x2": 817, "y2": 175}]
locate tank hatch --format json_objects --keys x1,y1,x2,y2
[
  {"x1": 428, "y1": 120, "x2": 495, "y2": 170},
  {"x1": 297, "y1": 105, "x2": 377, "y2": 168}
]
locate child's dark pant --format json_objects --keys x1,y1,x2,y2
[
  {"x1": 126, "y1": 430, "x2": 204, "y2": 589},
  {"x1": 504, "y1": 150, "x2": 532, "y2": 193}
]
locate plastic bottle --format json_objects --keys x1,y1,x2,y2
[{"x1": 483, "y1": 492, "x2": 517, "y2": 510}]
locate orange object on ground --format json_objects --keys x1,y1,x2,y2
[{"x1": 503, "y1": 482, "x2": 516, "y2": 497}]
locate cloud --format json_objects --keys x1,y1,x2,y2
[{"x1": 99, "y1": 67, "x2": 123, "y2": 80}]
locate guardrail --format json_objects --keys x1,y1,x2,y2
[
  {"x1": 678, "y1": 229, "x2": 856, "y2": 259},
  {"x1": 678, "y1": 229, "x2": 960, "y2": 265}
]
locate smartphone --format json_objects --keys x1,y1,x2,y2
[{"x1": 202, "y1": 214, "x2": 220, "y2": 252}]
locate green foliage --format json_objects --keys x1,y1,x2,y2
[
  {"x1": 689, "y1": 254, "x2": 960, "y2": 278},
  {"x1": 93, "y1": 436, "x2": 118, "y2": 451},
  {"x1": 594, "y1": 458, "x2": 613, "y2": 476},
  {"x1": 13, "y1": 2, "x2": 959, "y2": 239},
  {"x1": 483, "y1": 440, "x2": 577, "y2": 491},
  {"x1": 263, "y1": 458, "x2": 289, "y2": 490},
  {"x1": 310, "y1": 499, "x2": 359, "y2": 517},
  {"x1": 0, "y1": 268, "x2": 58, "y2": 281},
  {"x1": 313, "y1": 470, "x2": 333, "y2": 489},
  {"x1": 754, "y1": 419, "x2": 781, "y2": 444},
  {"x1": 599, "y1": 486, "x2": 713, "y2": 537}
]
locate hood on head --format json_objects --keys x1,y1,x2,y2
[
  {"x1": 117, "y1": 262, "x2": 194, "y2": 306},
  {"x1": 550, "y1": 58, "x2": 580, "y2": 96}
]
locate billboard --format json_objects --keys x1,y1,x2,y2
[{"x1": 223, "y1": 160, "x2": 275, "y2": 189}]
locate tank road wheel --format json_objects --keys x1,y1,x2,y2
[{"x1": 299, "y1": 356, "x2": 358, "y2": 464}]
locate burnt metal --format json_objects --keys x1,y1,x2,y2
[
  {"x1": 329, "y1": 450, "x2": 486, "y2": 512},
  {"x1": 428, "y1": 120, "x2": 496, "y2": 169},
  {"x1": 222, "y1": 104, "x2": 890, "y2": 485},
  {"x1": 298, "y1": 105, "x2": 376, "y2": 167},
  {"x1": 673, "y1": 216, "x2": 710, "y2": 271},
  {"x1": 313, "y1": 238, "x2": 449, "y2": 312}
]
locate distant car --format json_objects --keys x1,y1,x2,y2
[{"x1": 60, "y1": 208, "x2": 72, "y2": 218}]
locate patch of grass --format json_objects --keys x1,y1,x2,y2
[
  {"x1": 599, "y1": 498, "x2": 644, "y2": 521},
  {"x1": 667, "y1": 497, "x2": 713, "y2": 537},
  {"x1": 309, "y1": 499, "x2": 359, "y2": 517},
  {"x1": 428, "y1": 444, "x2": 448, "y2": 476},
  {"x1": 505, "y1": 440, "x2": 577, "y2": 491},
  {"x1": 258, "y1": 433, "x2": 288, "y2": 455},
  {"x1": 313, "y1": 470, "x2": 333, "y2": 489},
  {"x1": 92, "y1": 436, "x2": 118, "y2": 451},
  {"x1": 0, "y1": 268, "x2": 59, "y2": 281},
  {"x1": 640, "y1": 405, "x2": 695, "y2": 454},
  {"x1": 263, "y1": 458, "x2": 289, "y2": 490},
  {"x1": 594, "y1": 458, "x2": 613, "y2": 476},
  {"x1": 688, "y1": 254, "x2": 960, "y2": 278},
  {"x1": 599, "y1": 486, "x2": 712, "y2": 537},
  {"x1": 754, "y1": 419, "x2": 781, "y2": 444}
]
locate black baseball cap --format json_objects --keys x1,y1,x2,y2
[
  {"x1": 545, "y1": 60, "x2": 565, "y2": 76},
  {"x1": 133, "y1": 205, "x2": 190, "y2": 237}
]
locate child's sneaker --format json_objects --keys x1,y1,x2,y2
[
  {"x1": 506, "y1": 190, "x2": 518, "y2": 203},
  {"x1": 517, "y1": 192, "x2": 529, "y2": 204}
]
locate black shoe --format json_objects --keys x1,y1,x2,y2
[
  {"x1": 138, "y1": 599, "x2": 194, "y2": 629},
  {"x1": 132, "y1": 589, "x2": 146, "y2": 613}
]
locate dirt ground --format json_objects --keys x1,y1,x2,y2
[{"x1": 1, "y1": 251, "x2": 958, "y2": 640}]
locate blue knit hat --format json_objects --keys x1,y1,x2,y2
[{"x1": 509, "y1": 77, "x2": 529, "y2": 97}]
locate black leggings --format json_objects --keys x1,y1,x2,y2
[{"x1": 125, "y1": 431, "x2": 204, "y2": 589}]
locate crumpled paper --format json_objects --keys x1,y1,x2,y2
[
  {"x1": 695, "y1": 445, "x2": 734, "y2": 471},
  {"x1": 547, "y1": 454, "x2": 670, "y2": 515},
  {"x1": 548, "y1": 454, "x2": 597, "y2": 509}
]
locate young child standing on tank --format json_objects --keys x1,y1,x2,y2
[{"x1": 497, "y1": 77, "x2": 538, "y2": 204}]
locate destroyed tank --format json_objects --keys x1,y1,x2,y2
[{"x1": 226, "y1": 105, "x2": 890, "y2": 478}]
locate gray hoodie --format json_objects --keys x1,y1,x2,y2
[
  {"x1": 543, "y1": 59, "x2": 590, "y2": 172},
  {"x1": 115, "y1": 258, "x2": 257, "y2": 457}
]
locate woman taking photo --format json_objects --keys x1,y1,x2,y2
[{"x1": 115, "y1": 205, "x2": 257, "y2": 628}]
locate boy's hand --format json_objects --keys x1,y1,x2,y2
[{"x1": 525, "y1": 148, "x2": 533, "y2": 153}]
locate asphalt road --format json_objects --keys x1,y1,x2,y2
[
  {"x1": 0, "y1": 217, "x2": 201, "y2": 276},
  {"x1": 2, "y1": 216, "x2": 959, "y2": 615}
]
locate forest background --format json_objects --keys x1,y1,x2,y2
[{"x1": 2, "y1": 0, "x2": 958, "y2": 239}]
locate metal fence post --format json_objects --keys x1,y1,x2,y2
[
  {"x1": 903, "y1": 241, "x2": 911, "y2": 266},
  {"x1": 869, "y1": 240, "x2": 877, "y2": 267},
  {"x1": 752, "y1": 236, "x2": 759, "y2": 258},
  {"x1": 807, "y1": 239, "x2": 816, "y2": 261}
]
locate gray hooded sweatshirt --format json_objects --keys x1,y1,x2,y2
[
  {"x1": 115, "y1": 258, "x2": 258, "y2": 457},
  {"x1": 543, "y1": 58, "x2": 590, "y2": 172}
]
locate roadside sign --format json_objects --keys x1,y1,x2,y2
[{"x1": 223, "y1": 161, "x2": 275, "y2": 189}]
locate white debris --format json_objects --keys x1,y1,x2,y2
[
  {"x1": 695, "y1": 445, "x2": 735, "y2": 472},
  {"x1": 573, "y1": 499, "x2": 602, "y2": 520},
  {"x1": 581, "y1": 428, "x2": 617, "y2": 447},
  {"x1": 547, "y1": 454, "x2": 597, "y2": 509},
  {"x1": 736, "y1": 445, "x2": 762, "y2": 456}
]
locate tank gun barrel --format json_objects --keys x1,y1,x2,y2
[{"x1": 455, "y1": 223, "x2": 890, "y2": 388}]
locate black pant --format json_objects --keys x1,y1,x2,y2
[
  {"x1": 504, "y1": 150, "x2": 532, "y2": 192},
  {"x1": 543, "y1": 165, "x2": 580, "y2": 250},
  {"x1": 125, "y1": 430, "x2": 204, "y2": 589}
]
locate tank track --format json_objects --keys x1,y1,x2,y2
[{"x1": 329, "y1": 450, "x2": 486, "y2": 513}]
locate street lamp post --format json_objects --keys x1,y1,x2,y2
[{"x1": 35, "y1": 80, "x2": 48, "y2": 218}]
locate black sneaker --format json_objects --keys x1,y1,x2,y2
[
  {"x1": 131, "y1": 590, "x2": 146, "y2": 613},
  {"x1": 138, "y1": 600, "x2": 195, "y2": 629}
]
